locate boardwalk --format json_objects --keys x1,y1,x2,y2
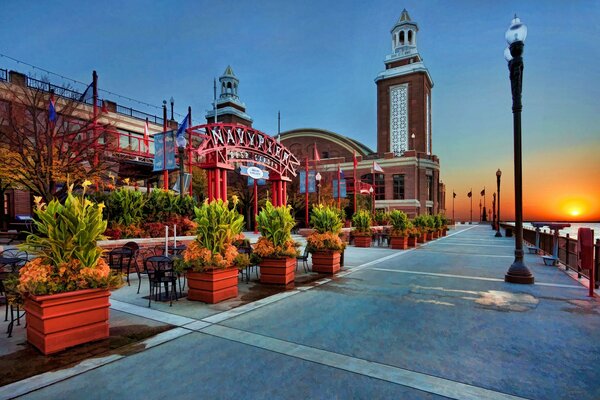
[{"x1": 3, "y1": 225, "x2": 599, "y2": 400}]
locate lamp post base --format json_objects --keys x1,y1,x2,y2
[{"x1": 505, "y1": 259, "x2": 534, "y2": 284}]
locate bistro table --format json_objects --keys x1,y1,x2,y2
[{"x1": 532, "y1": 223, "x2": 571, "y2": 266}]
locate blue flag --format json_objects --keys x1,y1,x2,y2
[
  {"x1": 48, "y1": 96, "x2": 56, "y2": 122},
  {"x1": 79, "y1": 82, "x2": 93, "y2": 103},
  {"x1": 176, "y1": 113, "x2": 189, "y2": 140}
]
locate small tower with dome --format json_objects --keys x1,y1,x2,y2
[{"x1": 206, "y1": 65, "x2": 253, "y2": 126}]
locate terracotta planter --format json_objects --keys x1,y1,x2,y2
[
  {"x1": 407, "y1": 236, "x2": 418, "y2": 247},
  {"x1": 187, "y1": 268, "x2": 238, "y2": 304},
  {"x1": 390, "y1": 235, "x2": 408, "y2": 250},
  {"x1": 311, "y1": 251, "x2": 341, "y2": 274},
  {"x1": 442, "y1": 229, "x2": 447, "y2": 237},
  {"x1": 24, "y1": 288, "x2": 110, "y2": 355},
  {"x1": 354, "y1": 235, "x2": 372, "y2": 248},
  {"x1": 426, "y1": 232, "x2": 434, "y2": 241},
  {"x1": 260, "y1": 257, "x2": 295, "y2": 285},
  {"x1": 417, "y1": 233, "x2": 426, "y2": 243},
  {"x1": 431, "y1": 231, "x2": 439, "y2": 239}
]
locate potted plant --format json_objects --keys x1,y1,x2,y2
[
  {"x1": 388, "y1": 210, "x2": 410, "y2": 250},
  {"x1": 176, "y1": 199, "x2": 248, "y2": 303},
  {"x1": 254, "y1": 202, "x2": 299, "y2": 285},
  {"x1": 413, "y1": 215, "x2": 428, "y2": 243},
  {"x1": 426, "y1": 215, "x2": 437, "y2": 240},
  {"x1": 306, "y1": 205, "x2": 346, "y2": 274},
  {"x1": 407, "y1": 225, "x2": 421, "y2": 247},
  {"x1": 16, "y1": 182, "x2": 122, "y2": 355},
  {"x1": 352, "y1": 210, "x2": 372, "y2": 247}
]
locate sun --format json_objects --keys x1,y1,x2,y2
[{"x1": 569, "y1": 209, "x2": 581, "y2": 217}]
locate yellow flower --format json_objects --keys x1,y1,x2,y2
[
  {"x1": 82, "y1": 180, "x2": 92, "y2": 189},
  {"x1": 98, "y1": 202, "x2": 106, "y2": 211},
  {"x1": 34, "y1": 196, "x2": 43, "y2": 204},
  {"x1": 123, "y1": 178, "x2": 130, "y2": 185}
]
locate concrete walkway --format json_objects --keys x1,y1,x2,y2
[{"x1": 3, "y1": 225, "x2": 599, "y2": 399}]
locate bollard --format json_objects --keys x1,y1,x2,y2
[{"x1": 577, "y1": 228, "x2": 594, "y2": 297}]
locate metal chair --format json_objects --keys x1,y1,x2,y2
[
  {"x1": 123, "y1": 242, "x2": 143, "y2": 293},
  {"x1": 237, "y1": 245, "x2": 258, "y2": 283},
  {"x1": 144, "y1": 256, "x2": 178, "y2": 307},
  {"x1": 0, "y1": 249, "x2": 28, "y2": 323},
  {"x1": 296, "y1": 246, "x2": 309, "y2": 273},
  {"x1": 107, "y1": 247, "x2": 134, "y2": 285}
]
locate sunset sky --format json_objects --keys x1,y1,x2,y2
[{"x1": 2, "y1": 0, "x2": 598, "y2": 221}]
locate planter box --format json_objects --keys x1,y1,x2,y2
[
  {"x1": 407, "y1": 236, "x2": 418, "y2": 247},
  {"x1": 442, "y1": 229, "x2": 447, "y2": 237},
  {"x1": 354, "y1": 235, "x2": 372, "y2": 248},
  {"x1": 187, "y1": 268, "x2": 239, "y2": 304},
  {"x1": 24, "y1": 289, "x2": 110, "y2": 355},
  {"x1": 390, "y1": 236, "x2": 408, "y2": 250},
  {"x1": 417, "y1": 233, "x2": 427, "y2": 243},
  {"x1": 311, "y1": 251, "x2": 341, "y2": 274},
  {"x1": 260, "y1": 257, "x2": 295, "y2": 285},
  {"x1": 431, "y1": 231, "x2": 439, "y2": 239}
]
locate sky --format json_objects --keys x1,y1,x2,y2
[{"x1": 1, "y1": 0, "x2": 599, "y2": 221}]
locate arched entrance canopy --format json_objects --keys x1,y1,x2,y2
[{"x1": 189, "y1": 123, "x2": 300, "y2": 205}]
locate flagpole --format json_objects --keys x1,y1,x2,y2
[
  {"x1": 305, "y1": 157, "x2": 309, "y2": 228},
  {"x1": 372, "y1": 162, "x2": 375, "y2": 213},
  {"x1": 452, "y1": 191, "x2": 455, "y2": 223},
  {"x1": 188, "y1": 106, "x2": 193, "y2": 196},
  {"x1": 353, "y1": 151, "x2": 357, "y2": 214},
  {"x1": 163, "y1": 102, "x2": 168, "y2": 190},
  {"x1": 470, "y1": 188, "x2": 473, "y2": 224},
  {"x1": 92, "y1": 70, "x2": 99, "y2": 191},
  {"x1": 337, "y1": 164, "x2": 341, "y2": 209},
  {"x1": 213, "y1": 78, "x2": 217, "y2": 124}
]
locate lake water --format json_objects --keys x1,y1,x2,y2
[{"x1": 506, "y1": 222, "x2": 600, "y2": 241}]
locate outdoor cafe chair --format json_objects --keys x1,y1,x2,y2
[
  {"x1": 122, "y1": 242, "x2": 143, "y2": 293},
  {"x1": 237, "y1": 244, "x2": 258, "y2": 283},
  {"x1": 0, "y1": 249, "x2": 28, "y2": 322},
  {"x1": 144, "y1": 256, "x2": 178, "y2": 307},
  {"x1": 107, "y1": 247, "x2": 134, "y2": 286},
  {"x1": 296, "y1": 246, "x2": 309, "y2": 273}
]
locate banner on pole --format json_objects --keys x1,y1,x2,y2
[
  {"x1": 299, "y1": 171, "x2": 316, "y2": 194},
  {"x1": 333, "y1": 179, "x2": 347, "y2": 198},
  {"x1": 153, "y1": 130, "x2": 177, "y2": 171}
]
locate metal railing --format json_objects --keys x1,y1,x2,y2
[
  {"x1": 521, "y1": 226, "x2": 599, "y2": 288},
  {"x1": 0, "y1": 68, "x2": 7, "y2": 81},
  {"x1": 116, "y1": 104, "x2": 164, "y2": 126},
  {"x1": 23, "y1": 75, "x2": 163, "y2": 126}
]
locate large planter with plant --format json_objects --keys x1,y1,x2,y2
[
  {"x1": 352, "y1": 210, "x2": 372, "y2": 248},
  {"x1": 16, "y1": 182, "x2": 121, "y2": 355},
  {"x1": 24, "y1": 288, "x2": 110, "y2": 355},
  {"x1": 254, "y1": 202, "x2": 298, "y2": 286},
  {"x1": 306, "y1": 205, "x2": 345, "y2": 274},
  {"x1": 388, "y1": 210, "x2": 410, "y2": 250},
  {"x1": 413, "y1": 216, "x2": 429, "y2": 243},
  {"x1": 407, "y1": 230, "x2": 419, "y2": 247},
  {"x1": 176, "y1": 199, "x2": 248, "y2": 304}
]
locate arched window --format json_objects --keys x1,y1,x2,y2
[
  {"x1": 408, "y1": 30, "x2": 413, "y2": 44},
  {"x1": 399, "y1": 31, "x2": 405, "y2": 45},
  {"x1": 226, "y1": 82, "x2": 232, "y2": 94}
]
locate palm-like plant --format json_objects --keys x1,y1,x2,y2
[
  {"x1": 389, "y1": 210, "x2": 410, "y2": 235},
  {"x1": 352, "y1": 210, "x2": 372, "y2": 235}
]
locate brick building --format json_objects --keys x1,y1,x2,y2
[{"x1": 280, "y1": 9, "x2": 445, "y2": 217}]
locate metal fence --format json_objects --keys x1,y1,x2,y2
[
  {"x1": 521, "y1": 226, "x2": 599, "y2": 288},
  {"x1": 24, "y1": 75, "x2": 163, "y2": 125}
]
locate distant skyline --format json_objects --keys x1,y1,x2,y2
[{"x1": 1, "y1": 0, "x2": 598, "y2": 221}]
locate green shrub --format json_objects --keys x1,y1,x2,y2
[
  {"x1": 106, "y1": 188, "x2": 146, "y2": 226},
  {"x1": 254, "y1": 202, "x2": 298, "y2": 258},
  {"x1": 311, "y1": 205, "x2": 343, "y2": 234},
  {"x1": 389, "y1": 210, "x2": 410, "y2": 235},
  {"x1": 352, "y1": 210, "x2": 372, "y2": 235}
]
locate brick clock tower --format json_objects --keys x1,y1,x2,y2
[
  {"x1": 375, "y1": 9, "x2": 433, "y2": 157},
  {"x1": 206, "y1": 66, "x2": 253, "y2": 127}
]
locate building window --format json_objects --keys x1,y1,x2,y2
[
  {"x1": 322, "y1": 151, "x2": 329, "y2": 159},
  {"x1": 361, "y1": 173, "x2": 385, "y2": 200},
  {"x1": 3, "y1": 193, "x2": 9, "y2": 216},
  {"x1": 390, "y1": 84, "x2": 408, "y2": 156},
  {"x1": 393, "y1": 174, "x2": 405, "y2": 200},
  {"x1": 427, "y1": 174, "x2": 433, "y2": 201}
]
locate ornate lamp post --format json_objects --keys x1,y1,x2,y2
[
  {"x1": 369, "y1": 186, "x2": 375, "y2": 214},
  {"x1": 170, "y1": 97, "x2": 175, "y2": 121},
  {"x1": 315, "y1": 172, "x2": 322, "y2": 204},
  {"x1": 176, "y1": 135, "x2": 187, "y2": 198},
  {"x1": 504, "y1": 15, "x2": 534, "y2": 284},
  {"x1": 495, "y1": 169, "x2": 502, "y2": 237}
]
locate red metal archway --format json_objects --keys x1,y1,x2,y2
[{"x1": 188, "y1": 123, "x2": 300, "y2": 206}]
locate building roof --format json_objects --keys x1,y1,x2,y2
[{"x1": 279, "y1": 128, "x2": 375, "y2": 157}]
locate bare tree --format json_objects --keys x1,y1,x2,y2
[{"x1": 0, "y1": 80, "x2": 115, "y2": 201}]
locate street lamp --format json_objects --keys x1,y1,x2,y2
[
  {"x1": 176, "y1": 134, "x2": 187, "y2": 198},
  {"x1": 504, "y1": 15, "x2": 534, "y2": 284},
  {"x1": 495, "y1": 169, "x2": 502, "y2": 237},
  {"x1": 315, "y1": 172, "x2": 322, "y2": 204},
  {"x1": 369, "y1": 186, "x2": 374, "y2": 214},
  {"x1": 170, "y1": 97, "x2": 174, "y2": 121}
]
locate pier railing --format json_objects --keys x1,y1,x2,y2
[{"x1": 518, "y1": 226, "x2": 599, "y2": 289}]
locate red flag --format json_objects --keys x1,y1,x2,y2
[
  {"x1": 143, "y1": 119, "x2": 150, "y2": 150},
  {"x1": 313, "y1": 143, "x2": 320, "y2": 161}
]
